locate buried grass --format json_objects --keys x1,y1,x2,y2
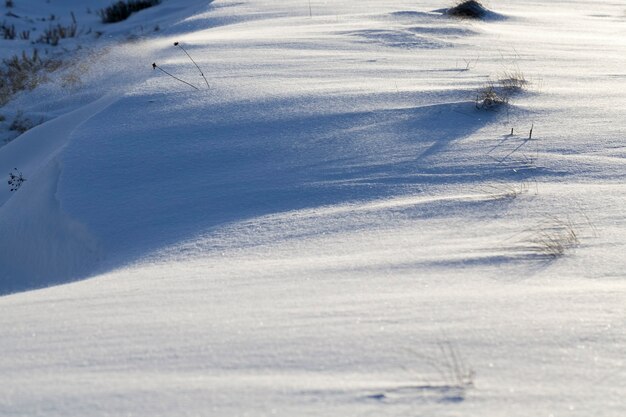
[
  {"x1": 498, "y1": 69, "x2": 528, "y2": 92},
  {"x1": 513, "y1": 214, "x2": 597, "y2": 259},
  {"x1": 475, "y1": 82, "x2": 508, "y2": 110},
  {"x1": 475, "y1": 70, "x2": 528, "y2": 110},
  {"x1": 365, "y1": 340, "x2": 475, "y2": 404}
]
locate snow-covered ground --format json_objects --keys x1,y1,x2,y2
[{"x1": 1, "y1": 0, "x2": 625, "y2": 415}]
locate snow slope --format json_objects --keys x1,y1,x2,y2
[{"x1": 1, "y1": 0, "x2": 626, "y2": 415}]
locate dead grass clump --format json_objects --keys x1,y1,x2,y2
[
  {"x1": 37, "y1": 12, "x2": 78, "y2": 46},
  {"x1": 475, "y1": 70, "x2": 528, "y2": 110},
  {"x1": 1, "y1": 21, "x2": 15, "y2": 39},
  {"x1": 0, "y1": 50, "x2": 62, "y2": 105},
  {"x1": 435, "y1": 341, "x2": 475, "y2": 388},
  {"x1": 531, "y1": 228, "x2": 578, "y2": 257},
  {"x1": 37, "y1": 22, "x2": 78, "y2": 46},
  {"x1": 481, "y1": 180, "x2": 532, "y2": 199},
  {"x1": 9, "y1": 111, "x2": 43, "y2": 134},
  {"x1": 475, "y1": 82, "x2": 508, "y2": 110},
  {"x1": 525, "y1": 217, "x2": 581, "y2": 258},
  {"x1": 448, "y1": 1, "x2": 489, "y2": 19},
  {"x1": 498, "y1": 69, "x2": 527, "y2": 92},
  {"x1": 365, "y1": 339, "x2": 474, "y2": 404}
]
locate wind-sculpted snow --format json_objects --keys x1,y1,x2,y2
[
  {"x1": 343, "y1": 29, "x2": 454, "y2": 49},
  {"x1": 1, "y1": 0, "x2": 626, "y2": 416},
  {"x1": 0, "y1": 96, "x2": 117, "y2": 293},
  {"x1": 0, "y1": 162, "x2": 102, "y2": 294},
  {"x1": 56, "y1": 95, "x2": 494, "y2": 276}
]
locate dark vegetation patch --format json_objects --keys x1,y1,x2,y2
[
  {"x1": 99, "y1": 0, "x2": 161, "y2": 23},
  {"x1": 37, "y1": 22, "x2": 79, "y2": 45},
  {"x1": 41, "y1": 13, "x2": 80, "y2": 45},
  {"x1": 8, "y1": 168, "x2": 26, "y2": 192},
  {"x1": 1, "y1": 21, "x2": 16, "y2": 39},
  {"x1": 10, "y1": 110, "x2": 43, "y2": 134},
  {"x1": 475, "y1": 71, "x2": 527, "y2": 110},
  {"x1": 0, "y1": 50, "x2": 61, "y2": 106},
  {"x1": 447, "y1": 1, "x2": 490, "y2": 19}
]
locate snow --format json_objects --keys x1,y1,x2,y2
[{"x1": 1, "y1": 0, "x2": 626, "y2": 415}]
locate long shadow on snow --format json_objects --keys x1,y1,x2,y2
[
  {"x1": 7, "y1": 94, "x2": 502, "y2": 293},
  {"x1": 154, "y1": 1, "x2": 290, "y2": 38}
]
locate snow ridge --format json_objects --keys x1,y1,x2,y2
[{"x1": 0, "y1": 95, "x2": 118, "y2": 293}]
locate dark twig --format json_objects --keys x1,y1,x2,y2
[
  {"x1": 174, "y1": 42, "x2": 210, "y2": 89},
  {"x1": 152, "y1": 62, "x2": 199, "y2": 90}
]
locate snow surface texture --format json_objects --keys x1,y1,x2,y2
[{"x1": 1, "y1": 0, "x2": 626, "y2": 415}]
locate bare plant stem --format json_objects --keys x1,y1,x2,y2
[
  {"x1": 174, "y1": 42, "x2": 210, "y2": 90},
  {"x1": 152, "y1": 62, "x2": 199, "y2": 90}
]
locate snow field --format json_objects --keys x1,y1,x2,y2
[{"x1": 1, "y1": 0, "x2": 626, "y2": 415}]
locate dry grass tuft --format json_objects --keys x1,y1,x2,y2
[
  {"x1": 475, "y1": 82, "x2": 508, "y2": 110},
  {"x1": 475, "y1": 70, "x2": 528, "y2": 110},
  {"x1": 529, "y1": 218, "x2": 579, "y2": 258},
  {"x1": 520, "y1": 216, "x2": 585, "y2": 258},
  {"x1": 0, "y1": 50, "x2": 61, "y2": 105},
  {"x1": 481, "y1": 180, "x2": 532, "y2": 199},
  {"x1": 498, "y1": 69, "x2": 527, "y2": 92}
]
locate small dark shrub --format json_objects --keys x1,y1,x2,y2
[
  {"x1": 8, "y1": 168, "x2": 26, "y2": 192},
  {"x1": 99, "y1": 0, "x2": 161, "y2": 24},
  {"x1": 1, "y1": 21, "x2": 16, "y2": 39},
  {"x1": 448, "y1": 1, "x2": 489, "y2": 19}
]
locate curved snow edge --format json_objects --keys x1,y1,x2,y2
[
  {"x1": 0, "y1": 95, "x2": 120, "y2": 209},
  {"x1": 0, "y1": 95, "x2": 120, "y2": 295},
  {"x1": 0, "y1": 161, "x2": 104, "y2": 295}
]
